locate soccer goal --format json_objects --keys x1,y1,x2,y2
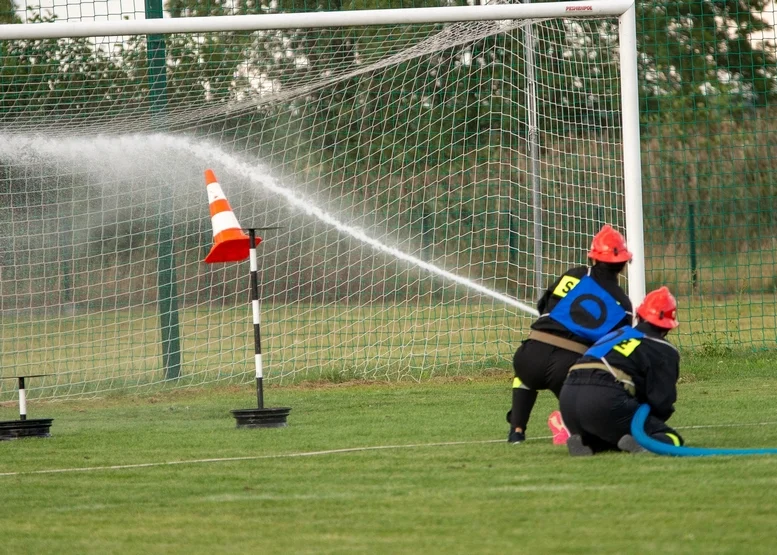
[{"x1": 0, "y1": 0, "x2": 644, "y2": 400}]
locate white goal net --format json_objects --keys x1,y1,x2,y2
[{"x1": 0, "y1": 2, "x2": 641, "y2": 400}]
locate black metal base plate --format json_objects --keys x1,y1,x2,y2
[
  {"x1": 231, "y1": 407, "x2": 291, "y2": 429},
  {"x1": 0, "y1": 418, "x2": 54, "y2": 440}
]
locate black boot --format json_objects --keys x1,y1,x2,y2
[
  {"x1": 508, "y1": 429, "x2": 526, "y2": 444},
  {"x1": 617, "y1": 434, "x2": 648, "y2": 454},
  {"x1": 566, "y1": 434, "x2": 593, "y2": 457}
]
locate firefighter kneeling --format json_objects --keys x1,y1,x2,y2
[{"x1": 559, "y1": 286, "x2": 684, "y2": 456}]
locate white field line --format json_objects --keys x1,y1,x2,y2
[
  {"x1": 0, "y1": 438, "x2": 511, "y2": 477},
  {"x1": 2, "y1": 421, "x2": 777, "y2": 477},
  {"x1": 676, "y1": 421, "x2": 777, "y2": 430}
]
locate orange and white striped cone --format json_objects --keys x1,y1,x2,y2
[{"x1": 203, "y1": 169, "x2": 260, "y2": 264}]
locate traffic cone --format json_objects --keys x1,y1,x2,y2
[{"x1": 203, "y1": 169, "x2": 260, "y2": 264}]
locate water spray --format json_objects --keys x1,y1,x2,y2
[
  {"x1": 0, "y1": 132, "x2": 539, "y2": 318},
  {"x1": 178, "y1": 135, "x2": 540, "y2": 318}
]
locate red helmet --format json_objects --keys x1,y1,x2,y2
[
  {"x1": 588, "y1": 224, "x2": 633, "y2": 263},
  {"x1": 637, "y1": 286, "x2": 679, "y2": 329}
]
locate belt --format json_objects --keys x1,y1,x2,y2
[
  {"x1": 527, "y1": 330, "x2": 588, "y2": 355},
  {"x1": 569, "y1": 362, "x2": 636, "y2": 396}
]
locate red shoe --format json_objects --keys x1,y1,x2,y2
[{"x1": 548, "y1": 411, "x2": 570, "y2": 446}]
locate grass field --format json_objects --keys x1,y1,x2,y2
[{"x1": 2, "y1": 356, "x2": 777, "y2": 554}]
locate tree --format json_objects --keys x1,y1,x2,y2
[
  {"x1": 0, "y1": 0, "x2": 20, "y2": 24},
  {"x1": 638, "y1": 0, "x2": 777, "y2": 114}
]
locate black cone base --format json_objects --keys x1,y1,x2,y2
[
  {"x1": 231, "y1": 407, "x2": 291, "y2": 429},
  {"x1": 0, "y1": 418, "x2": 54, "y2": 440}
]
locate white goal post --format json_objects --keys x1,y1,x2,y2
[
  {"x1": 0, "y1": 1, "x2": 645, "y2": 399},
  {"x1": 0, "y1": 2, "x2": 634, "y2": 37}
]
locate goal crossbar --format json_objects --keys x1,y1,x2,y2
[{"x1": 0, "y1": 1, "x2": 634, "y2": 39}]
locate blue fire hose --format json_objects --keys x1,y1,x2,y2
[{"x1": 631, "y1": 403, "x2": 777, "y2": 457}]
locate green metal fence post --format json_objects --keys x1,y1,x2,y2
[
  {"x1": 60, "y1": 214, "x2": 73, "y2": 309},
  {"x1": 508, "y1": 210, "x2": 518, "y2": 266},
  {"x1": 421, "y1": 208, "x2": 435, "y2": 260},
  {"x1": 688, "y1": 203, "x2": 698, "y2": 291},
  {"x1": 146, "y1": 0, "x2": 181, "y2": 380}
]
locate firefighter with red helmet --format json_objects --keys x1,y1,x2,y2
[
  {"x1": 507, "y1": 224, "x2": 634, "y2": 444},
  {"x1": 559, "y1": 286, "x2": 684, "y2": 456}
]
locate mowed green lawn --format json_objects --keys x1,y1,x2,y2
[{"x1": 2, "y1": 358, "x2": 777, "y2": 554}]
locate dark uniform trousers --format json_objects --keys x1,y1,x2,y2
[
  {"x1": 559, "y1": 370, "x2": 683, "y2": 453},
  {"x1": 513, "y1": 339, "x2": 580, "y2": 396},
  {"x1": 509, "y1": 339, "x2": 581, "y2": 432}
]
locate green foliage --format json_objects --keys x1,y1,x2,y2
[
  {"x1": 641, "y1": 110, "x2": 777, "y2": 257},
  {"x1": 638, "y1": 0, "x2": 777, "y2": 115},
  {"x1": 161, "y1": 0, "x2": 777, "y2": 115},
  {"x1": 1, "y1": 1, "x2": 774, "y2": 129},
  {"x1": 0, "y1": 11, "x2": 151, "y2": 123},
  {"x1": 0, "y1": 0, "x2": 20, "y2": 23}
]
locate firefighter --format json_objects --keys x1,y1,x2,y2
[
  {"x1": 507, "y1": 224, "x2": 634, "y2": 443},
  {"x1": 558, "y1": 286, "x2": 683, "y2": 456}
]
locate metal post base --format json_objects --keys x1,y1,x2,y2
[
  {"x1": 0, "y1": 418, "x2": 54, "y2": 440},
  {"x1": 230, "y1": 407, "x2": 291, "y2": 429}
]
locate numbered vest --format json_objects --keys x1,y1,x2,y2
[
  {"x1": 584, "y1": 326, "x2": 645, "y2": 359},
  {"x1": 548, "y1": 275, "x2": 627, "y2": 342}
]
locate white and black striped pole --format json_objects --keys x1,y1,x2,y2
[
  {"x1": 18, "y1": 376, "x2": 27, "y2": 421},
  {"x1": 229, "y1": 227, "x2": 290, "y2": 428},
  {"x1": 248, "y1": 228, "x2": 264, "y2": 410},
  {"x1": 0, "y1": 375, "x2": 54, "y2": 440}
]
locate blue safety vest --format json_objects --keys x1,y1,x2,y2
[
  {"x1": 548, "y1": 275, "x2": 627, "y2": 342},
  {"x1": 584, "y1": 326, "x2": 645, "y2": 358}
]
